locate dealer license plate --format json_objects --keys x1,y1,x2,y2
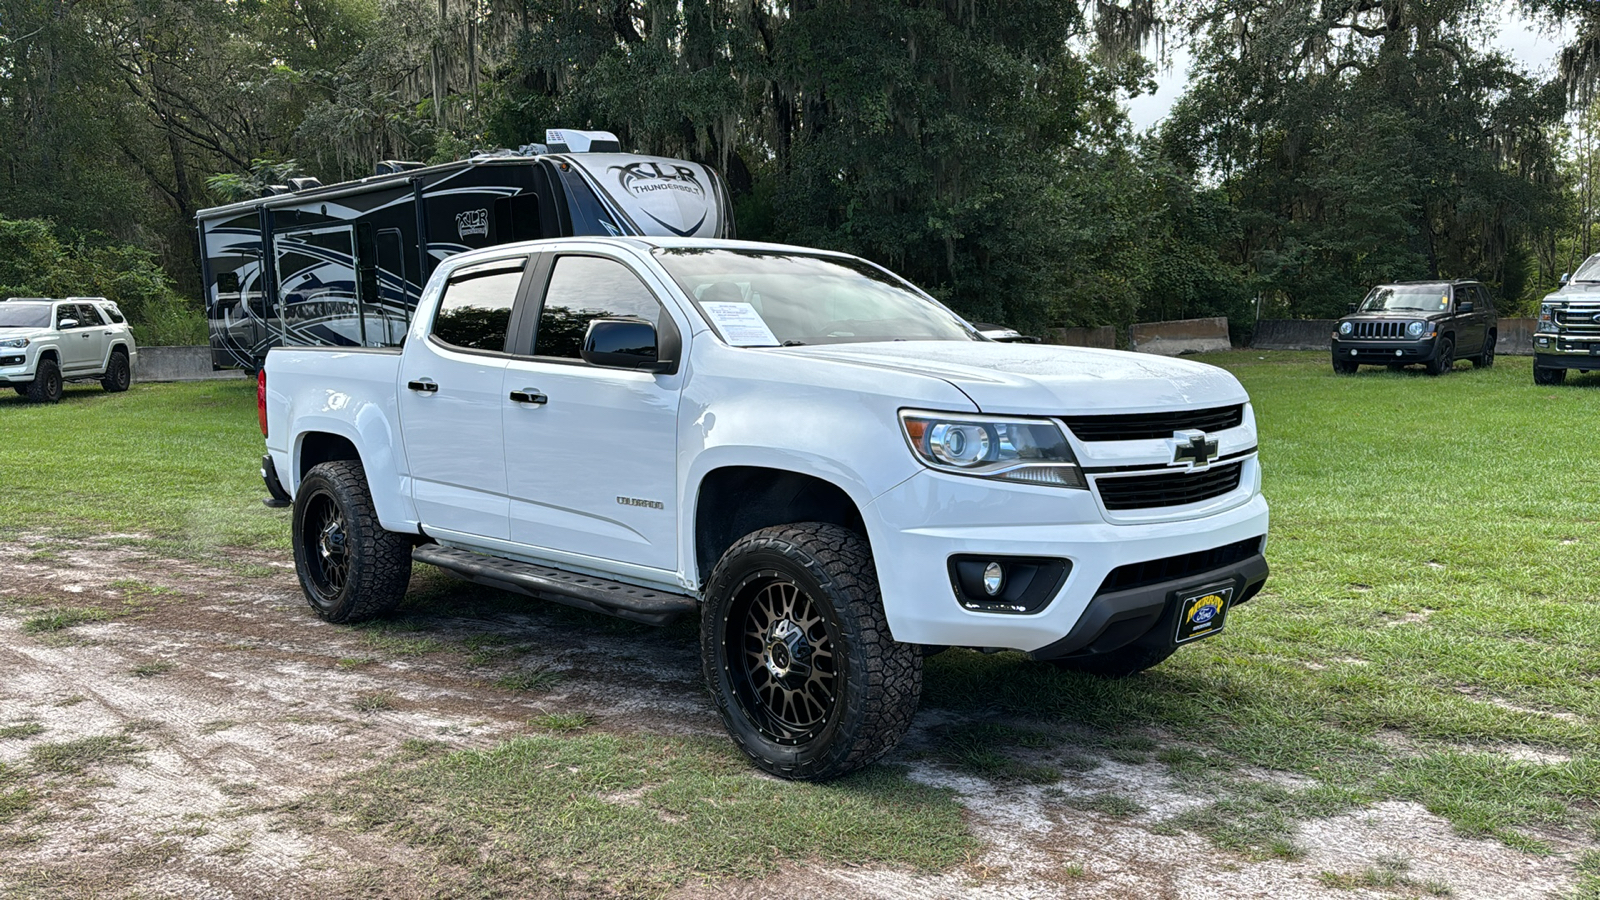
[{"x1": 1174, "y1": 584, "x2": 1234, "y2": 644}]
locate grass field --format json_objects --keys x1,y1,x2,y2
[{"x1": 1, "y1": 353, "x2": 1597, "y2": 888}]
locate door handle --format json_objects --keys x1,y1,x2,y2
[
  {"x1": 407, "y1": 379, "x2": 439, "y2": 393},
  {"x1": 509, "y1": 389, "x2": 548, "y2": 405}
]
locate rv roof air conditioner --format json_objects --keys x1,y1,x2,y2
[
  {"x1": 288, "y1": 177, "x2": 323, "y2": 191},
  {"x1": 545, "y1": 129, "x2": 622, "y2": 153}
]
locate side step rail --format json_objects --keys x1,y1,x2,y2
[{"x1": 412, "y1": 544, "x2": 696, "y2": 626}]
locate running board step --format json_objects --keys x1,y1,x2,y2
[{"x1": 412, "y1": 544, "x2": 695, "y2": 626}]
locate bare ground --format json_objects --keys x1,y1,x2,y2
[{"x1": 0, "y1": 534, "x2": 1588, "y2": 899}]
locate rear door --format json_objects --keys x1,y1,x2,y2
[
  {"x1": 397, "y1": 255, "x2": 535, "y2": 541},
  {"x1": 500, "y1": 251, "x2": 684, "y2": 574},
  {"x1": 75, "y1": 304, "x2": 110, "y2": 369}
]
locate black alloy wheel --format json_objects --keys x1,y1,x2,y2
[
  {"x1": 1332, "y1": 359, "x2": 1358, "y2": 375},
  {"x1": 290, "y1": 460, "x2": 411, "y2": 623},
  {"x1": 26, "y1": 358, "x2": 62, "y2": 403},
  {"x1": 101, "y1": 351, "x2": 131, "y2": 392},
  {"x1": 1426, "y1": 338, "x2": 1453, "y2": 376},
  {"x1": 726, "y1": 572, "x2": 841, "y2": 746},
  {"x1": 1477, "y1": 334, "x2": 1496, "y2": 368}
]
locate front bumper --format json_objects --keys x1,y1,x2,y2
[
  {"x1": 1533, "y1": 344, "x2": 1600, "y2": 371},
  {"x1": 862, "y1": 468, "x2": 1270, "y2": 652},
  {"x1": 0, "y1": 347, "x2": 36, "y2": 383},
  {"x1": 1330, "y1": 336, "x2": 1440, "y2": 364}
]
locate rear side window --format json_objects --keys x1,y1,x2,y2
[
  {"x1": 77, "y1": 304, "x2": 105, "y2": 326},
  {"x1": 431, "y1": 263, "x2": 524, "y2": 352},
  {"x1": 533, "y1": 256, "x2": 666, "y2": 359}
]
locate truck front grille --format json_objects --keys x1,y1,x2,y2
[
  {"x1": 1061, "y1": 405, "x2": 1244, "y2": 442},
  {"x1": 1095, "y1": 536, "x2": 1264, "y2": 596},
  {"x1": 1555, "y1": 307, "x2": 1600, "y2": 335},
  {"x1": 1350, "y1": 320, "x2": 1408, "y2": 339},
  {"x1": 1094, "y1": 463, "x2": 1243, "y2": 510}
]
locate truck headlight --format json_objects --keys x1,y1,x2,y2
[
  {"x1": 0, "y1": 338, "x2": 28, "y2": 349},
  {"x1": 900, "y1": 411, "x2": 1085, "y2": 488},
  {"x1": 1538, "y1": 304, "x2": 1558, "y2": 334},
  {"x1": 1338, "y1": 322, "x2": 1352, "y2": 335},
  {"x1": 1407, "y1": 321, "x2": 1425, "y2": 338}
]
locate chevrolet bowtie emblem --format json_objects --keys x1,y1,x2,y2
[{"x1": 1171, "y1": 430, "x2": 1219, "y2": 469}]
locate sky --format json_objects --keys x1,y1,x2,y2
[{"x1": 1125, "y1": 4, "x2": 1574, "y2": 132}]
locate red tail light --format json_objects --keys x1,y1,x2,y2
[{"x1": 257, "y1": 369, "x2": 268, "y2": 436}]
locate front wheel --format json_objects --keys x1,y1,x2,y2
[
  {"x1": 1425, "y1": 338, "x2": 1454, "y2": 376},
  {"x1": 1332, "y1": 359, "x2": 1358, "y2": 375},
  {"x1": 291, "y1": 460, "x2": 412, "y2": 623},
  {"x1": 701, "y1": 523, "x2": 921, "y2": 781},
  {"x1": 1534, "y1": 365, "x2": 1567, "y2": 386},
  {"x1": 25, "y1": 358, "x2": 62, "y2": 403}
]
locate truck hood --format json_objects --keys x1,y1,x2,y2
[
  {"x1": 0, "y1": 326, "x2": 48, "y2": 339},
  {"x1": 781, "y1": 342, "x2": 1248, "y2": 414}
]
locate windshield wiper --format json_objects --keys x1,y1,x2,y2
[{"x1": 781, "y1": 340, "x2": 807, "y2": 347}]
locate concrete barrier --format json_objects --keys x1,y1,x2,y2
[
  {"x1": 1046, "y1": 326, "x2": 1116, "y2": 349},
  {"x1": 1497, "y1": 318, "x2": 1534, "y2": 356},
  {"x1": 1252, "y1": 319, "x2": 1337, "y2": 351},
  {"x1": 134, "y1": 346, "x2": 246, "y2": 383},
  {"x1": 1131, "y1": 317, "x2": 1231, "y2": 356}
]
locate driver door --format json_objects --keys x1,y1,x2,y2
[{"x1": 501, "y1": 252, "x2": 684, "y2": 575}]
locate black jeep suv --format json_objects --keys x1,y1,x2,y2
[{"x1": 1330, "y1": 280, "x2": 1497, "y2": 376}]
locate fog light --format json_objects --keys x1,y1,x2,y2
[
  {"x1": 1395, "y1": 350, "x2": 1403, "y2": 357},
  {"x1": 982, "y1": 562, "x2": 1004, "y2": 596},
  {"x1": 1349, "y1": 349, "x2": 1357, "y2": 356}
]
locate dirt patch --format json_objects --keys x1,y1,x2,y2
[{"x1": 0, "y1": 534, "x2": 1592, "y2": 898}]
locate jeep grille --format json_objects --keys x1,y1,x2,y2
[{"x1": 1349, "y1": 320, "x2": 1408, "y2": 339}]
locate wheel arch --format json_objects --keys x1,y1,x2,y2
[
  {"x1": 692, "y1": 465, "x2": 870, "y2": 588},
  {"x1": 290, "y1": 418, "x2": 420, "y2": 534}
]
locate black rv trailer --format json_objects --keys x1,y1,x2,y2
[{"x1": 196, "y1": 132, "x2": 733, "y2": 371}]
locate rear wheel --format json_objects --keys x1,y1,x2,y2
[
  {"x1": 1534, "y1": 365, "x2": 1567, "y2": 385},
  {"x1": 292, "y1": 460, "x2": 412, "y2": 623},
  {"x1": 1425, "y1": 338, "x2": 1453, "y2": 376},
  {"x1": 702, "y1": 523, "x2": 921, "y2": 781},
  {"x1": 25, "y1": 358, "x2": 62, "y2": 403},
  {"x1": 100, "y1": 350, "x2": 131, "y2": 392},
  {"x1": 1476, "y1": 333, "x2": 1496, "y2": 368}
]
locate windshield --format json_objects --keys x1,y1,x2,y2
[
  {"x1": 1573, "y1": 254, "x2": 1600, "y2": 283},
  {"x1": 1359, "y1": 285, "x2": 1449, "y2": 313},
  {"x1": 654, "y1": 249, "x2": 979, "y2": 347},
  {"x1": 0, "y1": 303, "x2": 50, "y2": 328}
]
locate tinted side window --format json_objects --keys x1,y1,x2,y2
[
  {"x1": 534, "y1": 256, "x2": 665, "y2": 360},
  {"x1": 431, "y1": 265, "x2": 523, "y2": 352},
  {"x1": 1477, "y1": 285, "x2": 1494, "y2": 312},
  {"x1": 77, "y1": 304, "x2": 105, "y2": 326},
  {"x1": 100, "y1": 304, "x2": 125, "y2": 323},
  {"x1": 55, "y1": 305, "x2": 77, "y2": 328}
]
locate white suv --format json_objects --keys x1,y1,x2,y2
[{"x1": 0, "y1": 297, "x2": 139, "y2": 403}]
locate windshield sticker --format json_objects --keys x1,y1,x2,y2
[{"x1": 701, "y1": 301, "x2": 781, "y2": 347}]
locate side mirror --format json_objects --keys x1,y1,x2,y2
[
  {"x1": 582, "y1": 318, "x2": 671, "y2": 372},
  {"x1": 58, "y1": 318, "x2": 79, "y2": 329},
  {"x1": 1458, "y1": 301, "x2": 1474, "y2": 313},
  {"x1": 1560, "y1": 273, "x2": 1570, "y2": 286},
  {"x1": 1346, "y1": 303, "x2": 1357, "y2": 314}
]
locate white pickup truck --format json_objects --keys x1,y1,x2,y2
[{"x1": 261, "y1": 236, "x2": 1269, "y2": 780}]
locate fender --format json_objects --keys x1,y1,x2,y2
[{"x1": 290, "y1": 409, "x2": 420, "y2": 534}]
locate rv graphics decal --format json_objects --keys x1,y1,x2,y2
[
  {"x1": 611, "y1": 161, "x2": 705, "y2": 199},
  {"x1": 456, "y1": 208, "x2": 490, "y2": 239}
]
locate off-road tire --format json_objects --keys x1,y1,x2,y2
[
  {"x1": 100, "y1": 350, "x2": 131, "y2": 392},
  {"x1": 1534, "y1": 365, "x2": 1566, "y2": 386},
  {"x1": 1425, "y1": 338, "x2": 1453, "y2": 376},
  {"x1": 292, "y1": 460, "x2": 411, "y2": 623},
  {"x1": 11, "y1": 385, "x2": 25, "y2": 396},
  {"x1": 25, "y1": 358, "x2": 62, "y2": 403},
  {"x1": 1475, "y1": 333, "x2": 1496, "y2": 368},
  {"x1": 1332, "y1": 359, "x2": 1358, "y2": 375},
  {"x1": 1048, "y1": 643, "x2": 1177, "y2": 678},
  {"x1": 701, "y1": 523, "x2": 921, "y2": 781}
]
